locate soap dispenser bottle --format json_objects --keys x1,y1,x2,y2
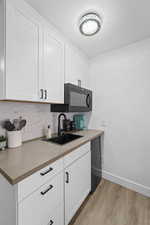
[{"x1": 46, "y1": 125, "x2": 52, "y2": 139}]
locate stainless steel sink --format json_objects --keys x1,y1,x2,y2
[{"x1": 44, "y1": 133, "x2": 83, "y2": 145}]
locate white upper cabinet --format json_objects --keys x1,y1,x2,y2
[
  {"x1": 65, "y1": 45, "x2": 88, "y2": 87},
  {"x1": 0, "y1": 0, "x2": 65, "y2": 103},
  {"x1": 39, "y1": 29, "x2": 64, "y2": 103},
  {"x1": 5, "y1": 2, "x2": 39, "y2": 101},
  {"x1": 0, "y1": 0, "x2": 88, "y2": 103}
]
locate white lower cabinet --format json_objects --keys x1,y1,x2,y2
[
  {"x1": 0, "y1": 142, "x2": 91, "y2": 225},
  {"x1": 64, "y1": 150, "x2": 91, "y2": 225},
  {"x1": 18, "y1": 143, "x2": 91, "y2": 225},
  {"x1": 18, "y1": 158, "x2": 63, "y2": 202},
  {"x1": 46, "y1": 204, "x2": 64, "y2": 225},
  {"x1": 18, "y1": 172, "x2": 64, "y2": 225}
]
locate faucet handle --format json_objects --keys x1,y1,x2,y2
[{"x1": 60, "y1": 129, "x2": 65, "y2": 136}]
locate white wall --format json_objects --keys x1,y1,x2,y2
[{"x1": 89, "y1": 38, "x2": 150, "y2": 196}]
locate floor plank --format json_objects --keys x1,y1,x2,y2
[{"x1": 70, "y1": 179, "x2": 150, "y2": 225}]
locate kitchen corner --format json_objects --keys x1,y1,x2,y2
[{"x1": 0, "y1": 0, "x2": 150, "y2": 224}]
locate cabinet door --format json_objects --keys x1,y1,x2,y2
[
  {"x1": 42, "y1": 30, "x2": 64, "y2": 103},
  {"x1": 18, "y1": 173, "x2": 63, "y2": 225},
  {"x1": 65, "y1": 151, "x2": 91, "y2": 225},
  {"x1": 6, "y1": 2, "x2": 39, "y2": 101},
  {"x1": 65, "y1": 45, "x2": 88, "y2": 87},
  {"x1": 46, "y1": 204, "x2": 64, "y2": 225}
]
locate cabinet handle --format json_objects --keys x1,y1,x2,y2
[
  {"x1": 44, "y1": 90, "x2": 46, "y2": 99},
  {"x1": 41, "y1": 185, "x2": 53, "y2": 195},
  {"x1": 66, "y1": 172, "x2": 69, "y2": 183},
  {"x1": 44, "y1": 90, "x2": 48, "y2": 99},
  {"x1": 49, "y1": 220, "x2": 54, "y2": 225},
  {"x1": 40, "y1": 89, "x2": 44, "y2": 99},
  {"x1": 46, "y1": 90, "x2": 48, "y2": 99},
  {"x1": 86, "y1": 94, "x2": 90, "y2": 108},
  {"x1": 40, "y1": 167, "x2": 53, "y2": 176}
]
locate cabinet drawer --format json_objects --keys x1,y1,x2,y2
[
  {"x1": 18, "y1": 158, "x2": 63, "y2": 202},
  {"x1": 18, "y1": 172, "x2": 63, "y2": 225},
  {"x1": 46, "y1": 204, "x2": 64, "y2": 225},
  {"x1": 64, "y1": 142, "x2": 90, "y2": 168}
]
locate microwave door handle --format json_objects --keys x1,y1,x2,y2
[{"x1": 86, "y1": 94, "x2": 90, "y2": 108}]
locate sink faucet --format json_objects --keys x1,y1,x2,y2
[{"x1": 58, "y1": 113, "x2": 67, "y2": 136}]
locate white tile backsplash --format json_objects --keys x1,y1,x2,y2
[
  {"x1": 0, "y1": 102, "x2": 54, "y2": 141},
  {"x1": 0, "y1": 102, "x2": 91, "y2": 141}
]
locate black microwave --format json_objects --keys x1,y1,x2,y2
[{"x1": 51, "y1": 83, "x2": 92, "y2": 112}]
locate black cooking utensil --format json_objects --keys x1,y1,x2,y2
[
  {"x1": 3, "y1": 120, "x2": 15, "y2": 131},
  {"x1": 19, "y1": 120, "x2": 27, "y2": 130}
]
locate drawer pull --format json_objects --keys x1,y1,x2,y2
[
  {"x1": 44, "y1": 90, "x2": 47, "y2": 100},
  {"x1": 40, "y1": 89, "x2": 44, "y2": 99},
  {"x1": 41, "y1": 185, "x2": 53, "y2": 195},
  {"x1": 49, "y1": 220, "x2": 54, "y2": 225},
  {"x1": 66, "y1": 172, "x2": 69, "y2": 183},
  {"x1": 40, "y1": 167, "x2": 53, "y2": 176}
]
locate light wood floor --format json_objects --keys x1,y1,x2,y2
[{"x1": 71, "y1": 179, "x2": 150, "y2": 225}]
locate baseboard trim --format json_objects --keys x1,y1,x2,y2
[{"x1": 102, "y1": 170, "x2": 150, "y2": 197}]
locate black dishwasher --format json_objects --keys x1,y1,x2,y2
[{"x1": 91, "y1": 136, "x2": 102, "y2": 193}]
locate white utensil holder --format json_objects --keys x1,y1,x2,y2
[{"x1": 7, "y1": 131, "x2": 22, "y2": 148}]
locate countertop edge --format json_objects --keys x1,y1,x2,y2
[{"x1": 0, "y1": 130, "x2": 104, "y2": 185}]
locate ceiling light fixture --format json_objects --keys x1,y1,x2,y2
[{"x1": 79, "y1": 12, "x2": 102, "y2": 36}]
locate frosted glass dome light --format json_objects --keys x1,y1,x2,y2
[{"x1": 79, "y1": 12, "x2": 102, "y2": 36}]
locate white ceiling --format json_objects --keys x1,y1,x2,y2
[{"x1": 26, "y1": 0, "x2": 150, "y2": 58}]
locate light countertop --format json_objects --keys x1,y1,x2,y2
[{"x1": 0, "y1": 129, "x2": 104, "y2": 185}]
